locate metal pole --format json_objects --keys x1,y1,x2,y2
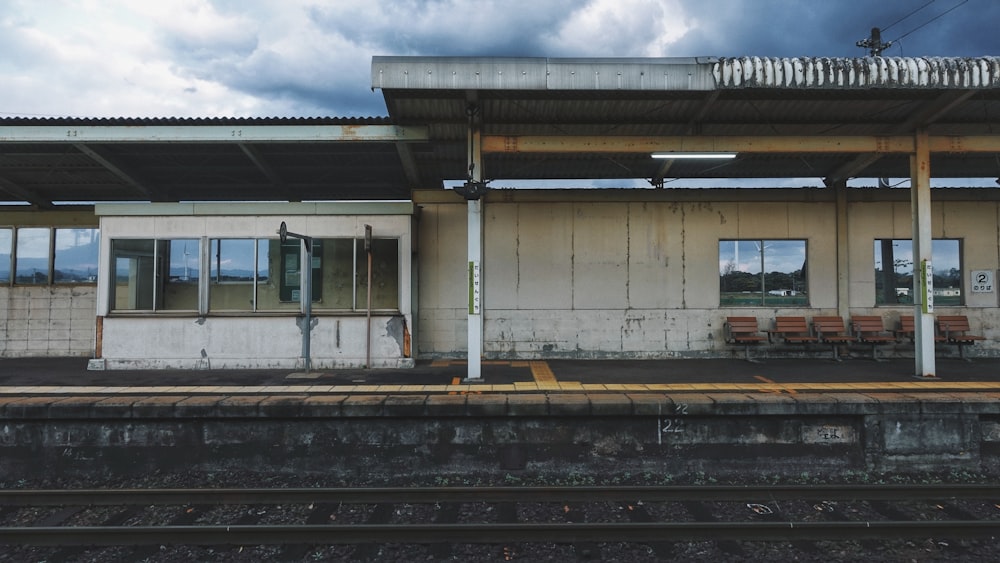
[
  {"x1": 911, "y1": 129, "x2": 936, "y2": 378},
  {"x1": 365, "y1": 225, "x2": 372, "y2": 370},
  {"x1": 278, "y1": 223, "x2": 314, "y2": 373},
  {"x1": 301, "y1": 238, "x2": 312, "y2": 373}
]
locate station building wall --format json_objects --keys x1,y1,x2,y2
[
  {"x1": 0, "y1": 209, "x2": 98, "y2": 358},
  {"x1": 92, "y1": 203, "x2": 415, "y2": 369},
  {"x1": 414, "y1": 188, "x2": 1000, "y2": 359}
]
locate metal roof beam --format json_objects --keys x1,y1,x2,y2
[
  {"x1": 823, "y1": 90, "x2": 979, "y2": 185},
  {"x1": 0, "y1": 174, "x2": 51, "y2": 209},
  {"x1": 237, "y1": 143, "x2": 296, "y2": 201},
  {"x1": 483, "y1": 134, "x2": 1000, "y2": 154},
  {"x1": 653, "y1": 91, "x2": 721, "y2": 187},
  {"x1": 395, "y1": 143, "x2": 423, "y2": 188},
  {"x1": 72, "y1": 143, "x2": 156, "y2": 200},
  {"x1": 0, "y1": 125, "x2": 428, "y2": 143}
]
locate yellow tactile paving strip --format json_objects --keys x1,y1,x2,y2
[
  {"x1": 2, "y1": 359, "x2": 998, "y2": 396},
  {"x1": 1, "y1": 380, "x2": 1000, "y2": 395}
]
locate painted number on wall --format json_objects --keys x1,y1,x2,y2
[
  {"x1": 971, "y1": 270, "x2": 994, "y2": 293},
  {"x1": 658, "y1": 403, "x2": 689, "y2": 440}
]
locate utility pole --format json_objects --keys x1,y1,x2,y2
[{"x1": 857, "y1": 27, "x2": 893, "y2": 56}]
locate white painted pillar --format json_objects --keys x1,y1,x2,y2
[
  {"x1": 467, "y1": 200, "x2": 483, "y2": 379},
  {"x1": 834, "y1": 180, "x2": 849, "y2": 320},
  {"x1": 910, "y1": 129, "x2": 936, "y2": 377},
  {"x1": 466, "y1": 110, "x2": 484, "y2": 381}
]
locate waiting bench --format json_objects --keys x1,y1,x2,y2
[
  {"x1": 850, "y1": 315, "x2": 896, "y2": 361},
  {"x1": 937, "y1": 315, "x2": 985, "y2": 360},
  {"x1": 768, "y1": 316, "x2": 818, "y2": 348},
  {"x1": 724, "y1": 316, "x2": 767, "y2": 362},
  {"x1": 811, "y1": 316, "x2": 855, "y2": 361},
  {"x1": 896, "y1": 315, "x2": 945, "y2": 344}
]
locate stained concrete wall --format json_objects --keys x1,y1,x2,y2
[
  {"x1": 0, "y1": 393, "x2": 996, "y2": 480},
  {"x1": 0, "y1": 209, "x2": 99, "y2": 358},
  {"x1": 93, "y1": 204, "x2": 415, "y2": 369},
  {"x1": 0, "y1": 286, "x2": 96, "y2": 357},
  {"x1": 415, "y1": 189, "x2": 1000, "y2": 359}
]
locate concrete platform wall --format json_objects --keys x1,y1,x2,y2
[
  {"x1": 0, "y1": 393, "x2": 996, "y2": 481},
  {"x1": 416, "y1": 190, "x2": 1000, "y2": 359},
  {"x1": 0, "y1": 285, "x2": 96, "y2": 358}
]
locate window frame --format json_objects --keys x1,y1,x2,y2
[
  {"x1": 109, "y1": 237, "x2": 201, "y2": 313},
  {"x1": 0, "y1": 226, "x2": 100, "y2": 286},
  {"x1": 110, "y1": 235, "x2": 403, "y2": 315},
  {"x1": 873, "y1": 238, "x2": 963, "y2": 306},
  {"x1": 719, "y1": 239, "x2": 809, "y2": 307}
]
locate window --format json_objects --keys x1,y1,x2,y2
[
  {"x1": 719, "y1": 240, "x2": 808, "y2": 306},
  {"x1": 110, "y1": 235, "x2": 399, "y2": 312},
  {"x1": 15, "y1": 227, "x2": 50, "y2": 284},
  {"x1": 111, "y1": 235, "x2": 401, "y2": 314},
  {"x1": 271, "y1": 237, "x2": 399, "y2": 311},
  {"x1": 209, "y1": 239, "x2": 271, "y2": 311},
  {"x1": 0, "y1": 228, "x2": 10, "y2": 283},
  {"x1": 874, "y1": 239, "x2": 962, "y2": 306},
  {"x1": 54, "y1": 228, "x2": 100, "y2": 283},
  {"x1": 110, "y1": 239, "x2": 199, "y2": 311},
  {"x1": 357, "y1": 238, "x2": 399, "y2": 310},
  {"x1": 0, "y1": 226, "x2": 98, "y2": 286}
]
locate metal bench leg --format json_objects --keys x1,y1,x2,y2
[{"x1": 871, "y1": 343, "x2": 885, "y2": 362}]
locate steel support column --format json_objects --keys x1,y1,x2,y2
[
  {"x1": 833, "y1": 180, "x2": 849, "y2": 320},
  {"x1": 466, "y1": 117, "x2": 484, "y2": 381},
  {"x1": 911, "y1": 129, "x2": 936, "y2": 377}
]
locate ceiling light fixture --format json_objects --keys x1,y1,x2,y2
[{"x1": 651, "y1": 152, "x2": 737, "y2": 159}]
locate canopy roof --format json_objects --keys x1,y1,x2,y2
[{"x1": 1, "y1": 56, "x2": 999, "y2": 207}]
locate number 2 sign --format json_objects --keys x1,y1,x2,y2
[{"x1": 971, "y1": 270, "x2": 994, "y2": 293}]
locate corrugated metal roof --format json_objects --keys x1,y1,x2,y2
[
  {"x1": 374, "y1": 56, "x2": 1000, "y2": 92},
  {"x1": 0, "y1": 116, "x2": 391, "y2": 125},
  {"x1": 713, "y1": 57, "x2": 1000, "y2": 89},
  {"x1": 2, "y1": 56, "x2": 1000, "y2": 206}
]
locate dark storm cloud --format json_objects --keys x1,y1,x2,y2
[
  {"x1": 1, "y1": 0, "x2": 997, "y2": 119},
  {"x1": 308, "y1": 0, "x2": 578, "y2": 57},
  {"x1": 670, "y1": 0, "x2": 999, "y2": 58}
]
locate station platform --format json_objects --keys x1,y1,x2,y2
[
  {"x1": 1, "y1": 356, "x2": 999, "y2": 395},
  {"x1": 2, "y1": 356, "x2": 999, "y2": 481}
]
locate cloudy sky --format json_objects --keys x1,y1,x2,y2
[{"x1": 0, "y1": 0, "x2": 996, "y2": 120}]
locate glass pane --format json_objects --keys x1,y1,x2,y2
[
  {"x1": 356, "y1": 238, "x2": 399, "y2": 310},
  {"x1": 761, "y1": 240, "x2": 807, "y2": 306},
  {"x1": 321, "y1": 238, "x2": 353, "y2": 309},
  {"x1": 0, "y1": 228, "x2": 11, "y2": 283},
  {"x1": 932, "y1": 240, "x2": 962, "y2": 306},
  {"x1": 161, "y1": 239, "x2": 199, "y2": 311},
  {"x1": 54, "y1": 228, "x2": 99, "y2": 283},
  {"x1": 210, "y1": 239, "x2": 255, "y2": 282},
  {"x1": 209, "y1": 239, "x2": 255, "y2": 311},
  {"x1": 111, "y1": 239, "x2": 155, "y2": 310},
  {"x1": 874, "y1": 239, "x2": 961, "y2": 306},
  {"x1": 256, "y1": 240, "x2": 270, "y2": 283},
  {"x1": 15, "y1": 227, "x2": 50, "y2": 284},
  {"x1": 721, "y1": 240, "x2": 807, "y2": 307},
  {"x1": 719, "y1": 240, "x2": 764, "y2": 306}
]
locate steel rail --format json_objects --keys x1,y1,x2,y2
[
  {"x1": 1, "y1": 521, "x2": 999, "y2": 546},
  {"x1": 1, "y1": 484, "x2": 998, "y2": 506}
]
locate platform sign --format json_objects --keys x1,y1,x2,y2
[
  {"x1": 971, "y1": 270, "x2": 994, "y2": 293},
  {"x1": 468, "y1": 261, "x2": 481, "y2": 314},
  {"x1": 921, "y1": 259, "x2": 933, "y2": 314}
]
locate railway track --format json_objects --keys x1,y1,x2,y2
[{"x1": 1, "y1": 485, "x2": 999, "y2": 560}]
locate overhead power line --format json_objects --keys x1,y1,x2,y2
[
  {"x1": 889, "y1": 0, "x2": 969, "y2": 43},
  {"x1": 881, "y1": 0, "x2": 936, "y2": 33},
  {"x1": 857, "y1": 0, "x2": 969, "y2": 56}
]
